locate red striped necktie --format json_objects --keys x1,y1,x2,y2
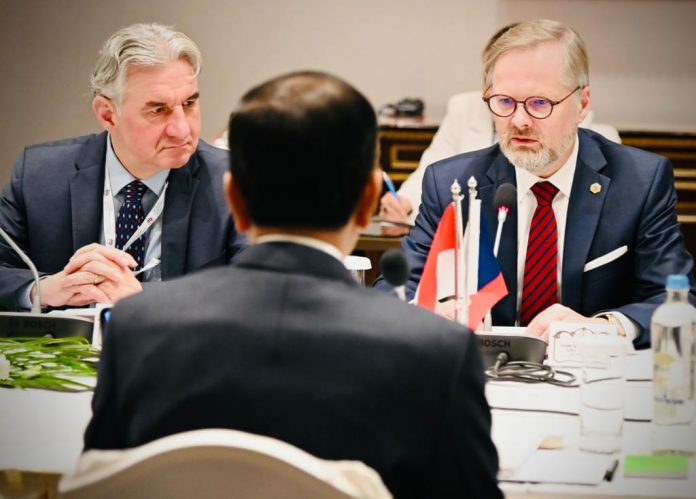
[{"x1": 520, "y1": 182, "x2": 559, "y2": 326}]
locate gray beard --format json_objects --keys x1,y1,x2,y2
[{"x1": 500, "y1": 131, "x2": 576, "y2": 175}]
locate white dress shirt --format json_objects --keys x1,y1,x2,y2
[
  {"x1": 514, "y1": 134, "x2": 579, "y2": 315},
  {"x1": 255, "y1": 234, "x2": 345, "y2": 263},
  {"x1": 102, "y1": 135, "x2": 169, "y2": 282}
]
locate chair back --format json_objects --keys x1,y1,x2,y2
[{"x1": 59, "y1": 428, "x2": 392, "y2": 499}]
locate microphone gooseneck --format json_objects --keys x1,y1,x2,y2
[
  {"x1": 492, "y1": 183, "x2": 517, "y2": 258},
  {"x1": 484, "y1": 183, "x2": 518, "y2": 331},
  {"x1": 0, "y1": 225, "x2": 94, "y2": 340},
  {"x1": 0, "y1": 225, "x2": 41, "y2": 312}
]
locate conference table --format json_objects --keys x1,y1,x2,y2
[
  {"x1": 486, "y1": 352, "x2": 696, "y2": 498},
  {"x1": 1, "y1": 351, "x2": 695, "y2": 497}
]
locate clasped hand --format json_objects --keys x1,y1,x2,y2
[
  {"x1": 434, "y1": 301, "x2": 610, "y2": 340},
  {"x1": 523, "y1": 304, "x2": 610, "y2": 342},
  {"x1": 32, "y1": 243, "x2": 143, "y2": 307}
]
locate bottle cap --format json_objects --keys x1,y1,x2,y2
[{"x1": 666, "y1": 274, "x2": 689, "y2": 289}]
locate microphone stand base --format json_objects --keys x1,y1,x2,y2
[{"x1": 0, "y1": 312, "x2": 93, "y2": 341}]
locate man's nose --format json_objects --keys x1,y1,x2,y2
[
  {"x1": 165, "y1": 107, "x2": 191, "y2": 139},
  {"x1": 510, "y1": 103, "x2": 533, "y2": 129}
]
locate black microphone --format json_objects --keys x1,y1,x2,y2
[
  {"x1": 0, "y1": 226, "x2": 94, "y2": 340},
  {"x1": 493, "y1": 183, "x2": 517, "y2": 257},
  {"x1": 380, "y1": 249, "x2": 410, "y2": 302}
]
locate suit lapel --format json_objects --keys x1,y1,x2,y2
[
  {"x1": 160, "y1": 155, "x2": 199, "y2": 279},
  {"x1": 561, "y1": 133, "x2": 610, "y2": 311},
  {"x1": 484, "y1": 154, "x2": 518, "y2": 324},
  {"x1": 70, "y1": 134, "x2": 107, "y2": 251}
]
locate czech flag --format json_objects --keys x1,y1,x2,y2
[{"x1": 416, "y1": 202, "x2": 507, "y2": 330}]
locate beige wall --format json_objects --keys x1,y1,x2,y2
[{"x1": 0, "y1": 0, "x2": 694, "y2": 186}]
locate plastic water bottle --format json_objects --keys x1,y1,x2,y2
[{"x1": 651, "y1": 274, "x2": 696, "y2": 454}]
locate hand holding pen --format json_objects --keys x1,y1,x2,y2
[
  {"x1": 378, "y1": 170, "x2": 412, "y2": 233},
  {"x1": 382, "y1": 171, "x2": 399, "y2": 200}
]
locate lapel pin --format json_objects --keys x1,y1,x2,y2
[{"x1": 590, "y1": 182, "x2": 601, "y2": 194}]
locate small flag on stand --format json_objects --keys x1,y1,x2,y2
[
  {"x1": 416, "y1": 202, "x2": 457, "y2": 312},
  {"x1": 469, "y1": 215, "x2": 508, "y2": 329},
  {"x1": 416, "y1": 191, "x2": 507, "y2": 330}
]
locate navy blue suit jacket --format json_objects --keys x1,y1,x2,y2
[
  {"x1": 0, "y1": 132, "x2": 245, "y2": 310},
  {"x1": 383, "y1": 129, "x2": 696, "y2": 348},
  {"x1": 84, "y1": 242, "x2": 502, "y2": 499}
]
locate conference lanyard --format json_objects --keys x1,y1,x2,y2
[{"x1": 102, "y1": 172, "x2": 168, "y2": 252}]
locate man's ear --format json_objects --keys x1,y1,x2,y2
[
  {"x1": 577, "y1": 85, "x2": 591, "y2": 124},
  {"x1": 223, "y1": 171, "x2": 251, "y2": 232},
  {"x1": 354, "y1": 169, "x2": 382, "y2": 228},
  {"x1": 92, "y1": 95, "x2": 117, "y2": 132}
]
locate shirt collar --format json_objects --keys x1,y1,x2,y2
[
  {"x1": 105, "y1": 134, "x2": 169, "y2": 196},
  {"x1": 255, "y1": 234, "x2": 345, "y2": 263},
  {"x1": 515, "y1": 132, "x2": 579, "y2": 199}
]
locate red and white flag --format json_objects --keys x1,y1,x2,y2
[{"x1": 416, "y1": 202, "x2": 507, "y2": 330}]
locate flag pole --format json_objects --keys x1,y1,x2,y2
[
  {"x1": 466, "y1": 176, "x2": 480, "y2": 329},
  {"x1": 451, "y1": 179, "x2": 466, "y2": 325}
]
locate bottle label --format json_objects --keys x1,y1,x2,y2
[{"x1": 652, "y1": 323, "x2": 696, "y2": 425}]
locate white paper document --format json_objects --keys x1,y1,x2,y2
[
  {"x1": 491, "y1": 411, "x2": 544, "y2": 471},
  {"x1": 500, "y1": 450, "x2": 615, "y2": 485},
  {"x1": 360, "y1": 216, "x2": 413, "y2": 236},
  {"x1": 47, "y1": 308, "x2": 98, "y2": 319}
]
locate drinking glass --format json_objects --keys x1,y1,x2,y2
[{"x1": 578, "y1": 334, "x2": 626, "y2": 453}]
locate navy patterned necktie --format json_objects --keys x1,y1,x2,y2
[
  {"x1": 115, "y1": 180, "x2": 148, "y2": 270},
  {"x1": 520, "y1": 181, "x2": 559, "y2": 326}
]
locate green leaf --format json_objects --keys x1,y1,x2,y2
[{"x1": 0, "y1": 337, "x2": 98, "y2": 391}]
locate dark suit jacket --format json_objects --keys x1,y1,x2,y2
[
  {"x1": 84, "y1": 242, "x2": 502, "y2": 499},
  {"x1": 0, "y1": 132, "x2": 245, "y2": 310},
  {"x1": 378, "y1": 129, "x2": 696, "y2": 348}
]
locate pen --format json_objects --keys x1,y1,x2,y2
[
  {"x1": 604, "y1": 458, "x2": 619, "y2": 482},
  {"x1": 382, "y1": 171, "x2": 399, "y2": 200}
]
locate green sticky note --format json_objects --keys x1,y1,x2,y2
[{"x1": 624, "y1": 454, "x2": 689, "y2": 479}]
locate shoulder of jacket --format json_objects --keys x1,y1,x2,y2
[
  {"x1": 194, "y1": 140, "x2": 227, "y2": 167},
  {"x1": 23, "y1": 132, "x2": 104, "y2": 154}
]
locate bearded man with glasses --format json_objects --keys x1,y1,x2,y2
[{"x1": 386, "y1": 18, "x2": 696, "y2": 349}]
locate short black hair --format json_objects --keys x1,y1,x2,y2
[{"x1": 228, "y1": 71, "x2": 377, "y2": 230}]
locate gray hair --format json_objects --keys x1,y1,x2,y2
[
  {"x1": 482, "y1": 19, "x2": 589, "y2": 91},
  {"x1": 89, "y1": 23, "x2": 201, "y2": 105}
]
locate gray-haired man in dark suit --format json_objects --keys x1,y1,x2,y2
[{"x1": 0, "y1": 23, "x2": 244, "y2": 311}]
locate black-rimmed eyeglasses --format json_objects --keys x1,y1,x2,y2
[{"x1": 483, "y1": 86, "x2": 582, "y2": 120}]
